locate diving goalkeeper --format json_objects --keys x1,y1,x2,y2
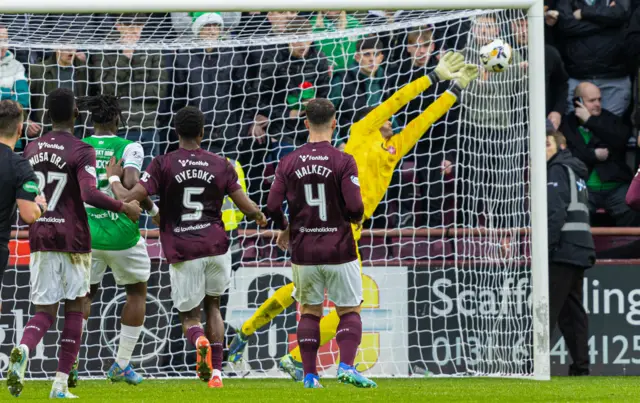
[{"x1": 228, "y1": 52, "x2": 478, "y2": 380}]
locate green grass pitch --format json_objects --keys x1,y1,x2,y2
[{"x1": 7, "y1": 377, "x2": 640, "y2": 402}]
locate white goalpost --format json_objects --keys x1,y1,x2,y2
[{"x1": 0, "y1": 0, "x2": 549, "y2": 381}]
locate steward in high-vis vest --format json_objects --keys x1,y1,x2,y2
[
  {"x1": 222, "y1": 158, "x2": 247, "y2": 232},
  {"x1": 220, "y1": 157, "x2": 247, "y2": 351},
  {"x1": 546, "y1": 131, "x2": 594, "y2": 376}
]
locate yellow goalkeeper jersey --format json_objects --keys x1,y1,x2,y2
[{"x1": 344, "y1": 74, "x2": 459, "y2": 240}]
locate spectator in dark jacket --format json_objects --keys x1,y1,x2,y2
[
  {"x1": 386, "y1": 27, "x2": 440, "y2": 128},
  {"x1": 235, "y1": 11, "x2": 298, "y2": 72},
  {"x1": 624, "y1": 5, "x2": 640, "y2": 70},
  {"x1": 546, "y1": 130, "x2": 593, "y2": 376},
  {"x1": 243, "y1": 18, "x2": 331, "y2": 161},
  {"x1": 90, "y1": 14, "x2": 167, "y2": 168},
  {"x1": 553, "y1": 0, "x2": 631, "y2": 116},
  {"x1": 561, "y1": 82, "x2": 640, "y2": 226},
  {"x1": 330, "y1": 37, "x2": 387, "y2": 141},
  {"x1": 239, "y1": 11, "x2": 299, "y2": 139},
  {"x1": 546, "y1": 44, "x2": 569, "y2": 130},
  {"x1": 385, "y1": 27, "x2": 455, "y2": 227},
  {"x1": 172, "y1": 12, "x2": 244, "y2": 158},
  {"x1": 544, "y1": 1, "x2": 560, "y2": 44},
  {"x1": 239, "y1": 17, "x2": 331, "y2": 206},
  {"x1": 246, "y1": 11, "x2": 297, "y2": 37},
  {"x1": 29, "y1": 49, "x2": 89, "y2": 138}
]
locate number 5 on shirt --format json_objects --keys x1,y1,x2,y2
[{"x1": 182, "y1": 187, "x2": 205, "y2": 222}]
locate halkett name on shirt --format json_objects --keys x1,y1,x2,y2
[{"x1": 294, "y1": 164, "x2": 333, "y2": 179}]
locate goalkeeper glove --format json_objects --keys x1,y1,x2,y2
[
  {"x1": 433, "y1": 51, "x2": 465, "y2": 81},
  {"x1": 453, "y1": 64, "x2": 479, "y2": 89}
]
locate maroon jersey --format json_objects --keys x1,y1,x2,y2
[
  {"x1": 140, "y1": 148, "x2": 241, "y2": 264},
  {"x1": 24, "y1": 131, "x2": 124, "y2": 253},
  {"x1": 266, "y1": 141, "x2": 364, "y2": 265}
]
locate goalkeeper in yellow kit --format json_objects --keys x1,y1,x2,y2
[{"x1": 228, "y1": 52, "x2": 478, "y2": 380}]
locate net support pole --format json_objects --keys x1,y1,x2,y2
[{"x1": 527, "y1": 0, "x2": 551, "y2": 381}]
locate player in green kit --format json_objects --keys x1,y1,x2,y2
[{"x1": 72, "y1": 95, "x2": 157, "y2": 387}]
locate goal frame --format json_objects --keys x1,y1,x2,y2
[{"x1": 2, "y1": 0, "x2": 550, "y2": 380}]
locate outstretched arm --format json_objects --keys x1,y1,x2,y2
[
  {"x1": 355, "y1": 52, "x2": 466, "y2": 134},
  {"x1": 121, "y1": 142, "x2": 155, "y2": 211},
  {"x1": 123, "y1": 167, "x2": 155, "y2": 211},
  {"x1": 390, "y1": 64, "x2": 479, "y2": 158},
  {"x1": 107, "y1": 156, "x2": 151, "y2": 203},
  {"x1": 225, "y1": 160, "x2": 266, "y2": 226},
  {"x1": 77, "y1": 147, "x2": 124, "y2": 213},
  {"x1": 111, "y1": 181, "x2": 149, "y2": 204},
  {"x1": 229, "y1": 189, "x2": 266, "y2": 225}
]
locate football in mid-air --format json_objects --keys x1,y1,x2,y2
[{"x1": 479, "y1": 39, "x2": 512, "y2": 73}]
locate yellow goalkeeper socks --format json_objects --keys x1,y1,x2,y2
[
  {"x1": 240, "y1": 282, "x2": 295, "y2": 336},
  {"x1": 290, "y1": 308, "x2": 340, "y2": 363}
]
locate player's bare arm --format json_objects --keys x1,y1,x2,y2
[
  {"x1": 110, "y1": 180, "x2": 149, "y2": 205},
  {"x1": 229, "y1": 189, "x2": 267, "y2": 227},
  {"x1": 123, "y1": 166, "x2": 155, "y2": 212},
  {"x1": 275, "y1": 226, "x2": 290, "y2": 251},
  {"x1": 108, "y1": 157, "x2": 155, "y2": 212}
]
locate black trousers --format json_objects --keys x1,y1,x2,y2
[
  {"x1": 0, "y1": 242, "x2": 8, "y2": 289},
  {"x1": 549, "y1": 262, "x2": 590, "y2": 375},
  {"x1": 220, "y1": 230, "x2": 243, "y2": 363}
]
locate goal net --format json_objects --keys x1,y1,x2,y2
[{"x1": 0, "y1": 8, "x2": 547, "y2": 380}]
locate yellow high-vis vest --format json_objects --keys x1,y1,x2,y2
[{"x1": 222, "y1": 158, "x2": 247, "y2": 231}]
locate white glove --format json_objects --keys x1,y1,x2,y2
[{"x1": 434, "y1": 51, "x2": 465, "y2": 81}]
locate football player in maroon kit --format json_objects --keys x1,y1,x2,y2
[{"x1": 107, "y1": 106, "x2": 266, "y2": 388}]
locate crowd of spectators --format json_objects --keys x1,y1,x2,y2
[{"x1": 2, "y1": 4, "x2": 640, "y2": 229}]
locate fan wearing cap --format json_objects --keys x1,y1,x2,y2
[{"x1": 191, "y1": 12, "x2": 225, "y2": 40}]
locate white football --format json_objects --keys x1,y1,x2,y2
[{"x1": 479, "y1": 39, "x2": 512, "y2": 73}]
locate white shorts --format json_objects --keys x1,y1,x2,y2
[
  {"x1": 292, "y1": 260, "x2": 362, "y2": 307},
  {"x1": 169, "y1": 251, "x2": 231, "y2": 312},
  {"x1": 91, "y1": 238, "x2": 151, "y2": 286},
  {"x1": 30, "y1": 251, "x2": 91, "y2": 305}
]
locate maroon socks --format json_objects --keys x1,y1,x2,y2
[
  {"x1": 297, "y1": 314, "x2": 321, "y2": 376},
  {"x1": 20, "y1": 311, "x2": 54, "y2": 351},
  {"x1": 186, "y1": 325, "x2": 205, "y2": 347},
  {"x1": 211, "y1": 342, "x2": 223, "y2": 371},
  {"x1": 336, "y1": 312, "x2": 362, "y2": 367},
  {"x1": 57, "y1": 311, "x2": 83, "y2": 374}
]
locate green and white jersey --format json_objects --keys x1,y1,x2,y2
[{"x1": 83, "y1": 135, "x2": 144, "y2": 251}]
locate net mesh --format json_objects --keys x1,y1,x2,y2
[{"x1": 0, "y1": 9, "x2": 535, "y2": 379}]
